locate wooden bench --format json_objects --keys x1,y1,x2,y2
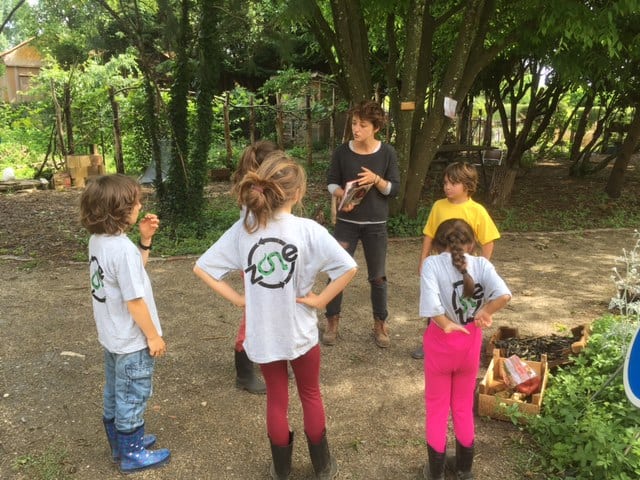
[{"x1": 433, "y1": 144, "x2": 504, "y2": 190}]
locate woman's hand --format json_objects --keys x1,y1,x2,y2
[{"x1": 358, "y1": 167, "x2": 378, "y2": 186}]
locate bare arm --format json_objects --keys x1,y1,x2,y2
[
  {"x1": 127, "y1": 298, "x2": 166, "y2": 357},
  {"x1": 431, "y1": 314, "x2": 470, "y2": 335},
  {"x1": 296, "y1": 267, "x2": 357, "y2": 309},
  {"x1": 481, "y1": 241, "x2": 495, "y2": 260},
  {"x1": 418, "y1": 235, "x2": 433, "y2": 275},
  {"x1": 193, "y1": 265, "x2": 245, "y2": 307},
  {"x1": 137, "y1": 213, "x2": 160, "y2": 266},
  {"x1": 474, "y1": 294, "x2": 511, "y2": 328}
]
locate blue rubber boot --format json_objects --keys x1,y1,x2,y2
[
  {"x1": 117, "y1": 424, "x2": 170, "y2": 473},
  {"x1": 103, "y1": 417, "x2": 156, "y2": 462}
]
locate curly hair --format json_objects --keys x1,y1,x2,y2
[
  {"x1": 349, "y1": 100, "x2": 386, "y2": 131},
  {"x1": 443, "y1": 162, "x2": 478, "y2": 196},
  {"x1": 432, "y1": 218, "x2": 477, "y2": 298},
  {"x1": 79, "y1": 174, "x2": 140, "y2": 235},
  {"x1": 237, "y1": 151, "x2": 306, "y2": 233}
]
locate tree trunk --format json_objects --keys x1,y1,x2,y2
[
  {"x1": 63, "y1": 84, "x2": 74, "y2": 155},
  {"x1": 51, "y1": 81, "x2": 67, "y2": 158},
  {"x1": 275, "y1": 93, "x2": 284, "y2": 149},
  {"x1": 306, "y1": 94, "x2": 313, "y2": 168},
  {"x1": 189, "y1": 0, "x2": 220, "y2": 222},
  {"x1": 142, "y1": 76, "x2": 164, "y2": 197},
  {"x1": 488, "y1": 163, "x2": 518, "y2": 208},
  {"x1": 605, "y1": 104, "x2": 640, "y2": 198},
  {"x1": 224, "y1": 92, "x2": 233, "y2": 169},
  {"x1": 482, "y1": 97, "x2": 495, "y2": 146},
  {"x1": 108, "y1": 86, "x2": 125, "y2": 174}
]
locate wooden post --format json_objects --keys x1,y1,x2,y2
[
  {"x1": 249, "y1": 94, "x2": 255, "y2": 145},
  {"x1": 275, "y1": 93, "x2": 284, "y2": 149},
  {"x1": 306, "y1": 94, "x2": 313, "y2": 167},
  {"x1": 224, "y1": 92, "x2": 233, "y2": 169},
  {"x1": 330, "y1": 88, "x2": 335, "y2": 149}
]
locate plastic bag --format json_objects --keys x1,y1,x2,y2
[{"x1": 500, "y1": 355, "x2": 540, "y2": 394}]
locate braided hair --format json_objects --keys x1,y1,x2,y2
[{"x1": 432, "y1": 218, "x2": 477, "y2": 298}]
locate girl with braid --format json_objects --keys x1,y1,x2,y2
[{"x1": 419, "y1": 219, "x2": 511, "y2": 480}]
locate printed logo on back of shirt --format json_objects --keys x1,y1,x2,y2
[
  {"x1": 90, "y1": 256, "x2": 106, "y2": 303},
  {"x1": 245, "y1": 237, "x2": 298, "y2": 289},
  {"x1": 451, "y1": 280, "x2": 484, "y2": 324}
]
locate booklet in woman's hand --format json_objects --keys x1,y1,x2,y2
[{"x1": 338, "y1": 180, "x2": 372, "y2": 210}]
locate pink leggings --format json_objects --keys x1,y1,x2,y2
[
  {"x1": 423, "y1": 321, "x2": 481, "y2": 453},
  {"x1": 259, "y1": 345, "x2": 326, "y2": 447},
  {"x1": 234, "y1": 312, "x2": 246, "y2": 351}
]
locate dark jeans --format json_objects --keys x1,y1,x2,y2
[{"x1": 325, "y1": 220, "x2": 388, "y2": 320}]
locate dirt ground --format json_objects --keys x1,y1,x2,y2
[{"x1": 0, "y1": 165, "x2": 637, "y2": 479}]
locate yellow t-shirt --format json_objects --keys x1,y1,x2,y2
[{"x1": 422, "y1": 198, "x2": 500, "y2": 245}]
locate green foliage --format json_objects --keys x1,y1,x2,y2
[
  {"x1": 12, "y1": 445, "x2": 72, "y2": 480},
  {"x1": 491, "y1": 188, "x2": 640, "y2": 232},
  {"x1": 387, "y1": 207, "x2": 430, "y2": 237},
  {"x1": 148, "y1": 194, "x2": 240, "y2": 257},
  {"x1": 526, "y1": 314, "x2": 640, "y2": 479}
]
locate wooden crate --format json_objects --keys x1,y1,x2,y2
[
  {"x1": 483, "y1": 326, "x2": 519, "y2": 367},
  {"x1": 477, "y1": 349, "x2": 548, "y2": 423}
]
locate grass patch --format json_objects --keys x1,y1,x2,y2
[{"x1": 12, "y1": 445, "x2": 74, "y2": 480}]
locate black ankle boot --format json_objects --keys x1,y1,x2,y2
[
  {"x1": 235, "y1": 349, "x2": 266, "y2": 394},
  {"x1": 269, "y1": 432, "x2": 293, "y2": 480},
  {"x1": 423, "y1": 443, "x2": 445, "y2": 480},
  {"x1": 454, "y1": 439, "x2": 474, "y2": 480}
]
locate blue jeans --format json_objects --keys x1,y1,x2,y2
[
  {"x1": 103, "y1": 348, "x2": 155, "y2": 433},
  {"x1": 326, "y1": 220, "x2": 388, "y2": 320}
]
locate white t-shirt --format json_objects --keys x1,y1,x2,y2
[
  {"x1": 196, "y1": 213, "x2": 357, "y2": 363},
  {"x1": 88, "y1": 234, "x2": 162, "y2": 354},
  {"x1": 419, "y1": 253, "x2": 510, "y2": 326}
]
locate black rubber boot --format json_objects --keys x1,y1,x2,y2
[
  {"x1": 423, "y1": 444, "x2": 445, "y2": 480},
  {"x1": 269, "y1": 432, "x2": 293, "y2": 480},
  {"x1": 446, "y1": 440, "x2": 474, "y2": 480},
  {"x1": 306, "y1": 430, "x2": 338, "y2": 479},
  {"x1": 235, "y1": 349, "x2": 266, "y2": 394}
]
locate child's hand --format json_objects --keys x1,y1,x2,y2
[
  {"x1": 296, "y1": 292, "x2": 324, "y2": 310},
  {"x1": 139, "y1": 213, "x2": 160, "y2": 242},
  {"x1": 474, "y1": 310, "x2": 493, "y2": 329},
  {"x1": 147, "y1": 335, "x2": 167, "y2": 357},
  {"x1": 442, "y1": 322, "x2": 471, "y2": 335}
]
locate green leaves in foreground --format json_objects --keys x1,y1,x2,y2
[{"x1": 526, "y1": 315, "x2": 640, "y2": 479}]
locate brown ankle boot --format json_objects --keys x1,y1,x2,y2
[
  {"x1": 373, "y1": 318, "x2": 390, "y2": 348},
  {"x1": 322, "y1": 315, "x2": 339, "y2": 346}
]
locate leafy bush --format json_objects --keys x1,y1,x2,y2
[
  {"x1": 610, "y1": 229, "x2": 640, "y2": 316},
  {"x1": 527, "y1": 315, "x2": 640, "y2": 479}
]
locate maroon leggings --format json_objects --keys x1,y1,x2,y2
[{"x1": 259, "y1": 345, "x2": 326, "y2": 446}]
